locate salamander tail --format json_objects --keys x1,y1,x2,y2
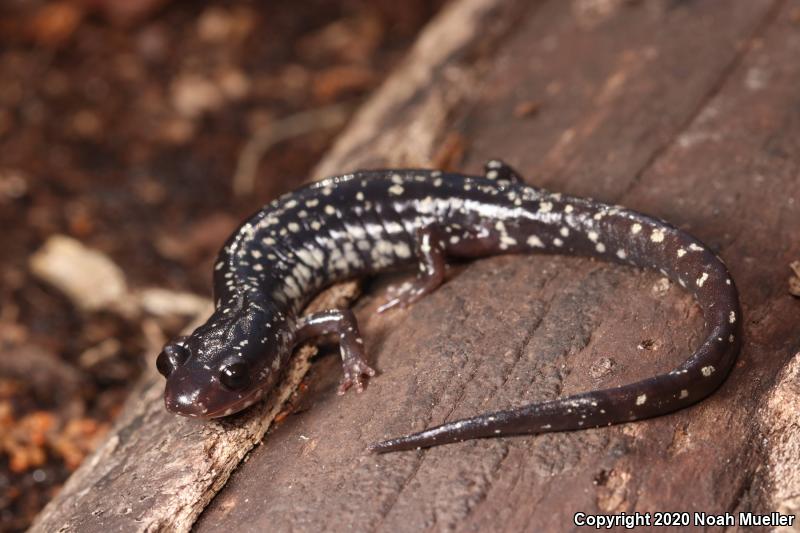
[{"x1": 368, "y1": 421, "x2": 490, "y2": 453}]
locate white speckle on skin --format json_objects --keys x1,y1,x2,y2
[
  {"x1": 486, "y1": 170, "x2": 498, "y2": 180},
  {"x1": 729, "y1": 311, "x2": 736, "y2": 323},
  {"x1": 324, "y1": 205, "x2": 336, "y2": 215},
  {"x1": 384, "y1": 221, "x2": 404, "y2": 235},
  {"x1": 696, "y1": 272, "x2": 709, "y2": 287},
  {"x1": 701, "y1": 366, "x2": 715, "y2": 377},
  {"x1": 679, "y1": 389, "x2": 689, "y2": 399},
  {"x1": 564, "y1": 204, "x2": 574, "y2": 213},
  {"x1": 587, "y1": 231, "x2": 598, "y2": 242},
  {"x1": 553, "y1": 238, "x2": 563, "y2": 247},
  {"x1": 729, "y1": 334, "x2": 735, "y2": 343},
  {"x1": 527, "y1": 235, "x2": 544, "y2": 248},
  {"x1": 287, "y1": 222, "x2": 300, "y2": 233},
  {"x1": 420, "y1": 237, "x2": 431, "y2": 254},
  {"x1": 631, "y1": 223, "x2": 642, "y2": 235},
  {"x1": 500, "y1": 234, "x2": 517, "y2": 250},
  {"x1": 394, "y1": 242, "x2": 411, "y2": 258},
  {"x1": 306, "y1": 198, "x2": 319, "y2": 208},
  {"x1": 417, "y1": 196, "x2": 436, "y2": 213},
  {"x1": 650, "y1": 229, "x2": 665, "y2": 243},
  {"x1": 345, "y1": 223, "x2": 366, "y2": 240},
  {"x1": 560, "y1": 227, "x2": 569, "y2": 237},
  {"x1": 689, "y1": 243, "x2": 703, "y2": 251},
  {"x1": 355, "y1": 191, "x2": 364, "y2": 201},
  {"x1": 616, "y1": 249, "x2": 627, "y2": 260},
  {"x1": 677, "y1": 248, "x2": 687, "y2": 258},
  {"x1": 215, "y1": 261, "x2": 224, "y2": 270},
  {"x1": 388, "y1": 184, "x2": 404, "y2": 196},
  {"x1": 539, "y1": 201, "x2": 553, "y2": 213},
  {"x1": 595, "y1": 242, "x2": 606, "y2": 253},
  {"x1": 636, "y1": 394, "x2": 647, "y2": 405}
]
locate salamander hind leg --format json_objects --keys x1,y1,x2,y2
[
  {"x1": 484, "y1": 159, "x2": 523, "y2": 186},
  {"x1": 377, "y1": 224, "x2": 447, "y2": 313},
  {"x1": 294, "y1": 309, "x2": 376, "y2": 394}
]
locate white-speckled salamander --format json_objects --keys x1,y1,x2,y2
[{"x1": 157, "y1": 160, "x2": 741, "y2": 452}]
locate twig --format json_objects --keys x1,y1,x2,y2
[{"x1": 232, "y1": 103, "x2": 352, "y2": 196}]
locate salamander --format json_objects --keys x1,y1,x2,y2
[{"x1": 157, "y1": 160, "x2": 742, "y2": 453}]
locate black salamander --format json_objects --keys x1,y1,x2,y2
[{"x1": 156, "y1": 161, "x2": 741, "y2": 453}]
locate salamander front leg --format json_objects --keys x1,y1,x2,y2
[
  {"x1": 294, "y1": 309, "x2": 376, "y2": 394},
  {"x1": 378, "y1": 225, "x2": 446, "y2": 313}
]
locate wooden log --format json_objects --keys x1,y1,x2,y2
[
  {"x1": 33, "y1": 0, "x2": 800, "y2": 531},
  {"x1": 196, "y1": 0, "x2": 800, "y2": 531}
]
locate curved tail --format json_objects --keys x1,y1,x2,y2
[{"x1": 370, "y1": 200, "x2": 742, "y2": 453}]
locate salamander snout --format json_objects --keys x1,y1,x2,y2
[
  {"x1": 163, "y1": 369, "x2": 209, "y2": 417},
  {"x1": 158, "y1": 338, "x2": 210, "y2": 417}
]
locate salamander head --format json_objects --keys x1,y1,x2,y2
[{"x1": 157, "y1": 307, "x2": 289, "y2": 418}]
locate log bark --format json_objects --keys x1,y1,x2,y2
[{"x1": 33, "y1": 0, "x2": 800, "y2": 531}]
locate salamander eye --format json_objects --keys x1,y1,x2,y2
[
  {"x1": 156, "y1": 343, "x2": 190, "y2": 378},
  {"x1": 219, "y1": 362, "x2": 250, "y2": 391}
]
